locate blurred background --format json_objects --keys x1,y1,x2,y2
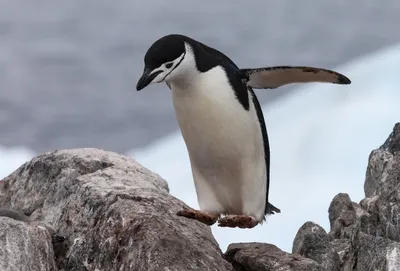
[{"x1": 1, "y1": 0, "x2": 400, "y2": 252}]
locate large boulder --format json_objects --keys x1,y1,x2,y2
[{"x1": 0, "y1": 148, "x2": 233, "y2": 271}]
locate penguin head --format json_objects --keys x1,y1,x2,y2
[{"x1": 136, "y1": 34, "x2": 195, "y2": 91}]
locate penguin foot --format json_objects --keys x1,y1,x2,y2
[
  {"x1": 217, "y1": 215, "x2": 259, "y2": 229},
  {"x1": 176, "y1": 208, "x2": 219, "y2": 226}
]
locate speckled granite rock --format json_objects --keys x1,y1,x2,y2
[
  {"x1": 0, "y1": 217, "x2": 57, "y2": 271},
  {"x1": 292, "y1": 123, "x2": 400, "y2": 271},
  {"x1": 225, "y1": 243, "x2": 321, "y2": 271},
  {"x1": 0, "y1": 148, "x2": 232, "y2": 271},
  {"x1": 293, "y1": 222, "x2": 340, "y2": 271}
]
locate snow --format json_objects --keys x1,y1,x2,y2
[{"x1": 129, "y1": 43, "x2": 400, "y2": 252}]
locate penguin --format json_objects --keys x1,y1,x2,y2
[{"x1": 136, "y1": 34, "x2": 351, "y2": 229}]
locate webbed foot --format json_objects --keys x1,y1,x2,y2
[
  {"x1": 176, "y1": 208, "x2": 219, "y2": 226},
  {"x1": 218, "y1": 215, "x2": 259, "y2": 229}
]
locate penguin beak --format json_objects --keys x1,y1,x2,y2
[{"x1": 136, "y1": 68, "x2": 162, "y2": 91}]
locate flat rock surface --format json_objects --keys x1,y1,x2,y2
[{"x1": 225, "y1": 243, "x2": 321, "y2": 271}]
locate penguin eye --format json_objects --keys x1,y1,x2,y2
[{"x1": 165, "y1": 62, "x2": 173, "y2": 69}]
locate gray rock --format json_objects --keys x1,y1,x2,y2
[
  {"x1": 363, "y1": 123, "x2": 400, "y2": 242},
  {"x1": 0, "y1": 217, "x2": 57, "y2": 271},
  {"x1": 364, "y1": 149, "x2": 397, "y2": 199},
  {"x1": 0, "y1": 208, "x2": 65, "y2": 244},
  {"x1": 381, "y1": 122, "x2": 400, "y2": 154},
  {"x1": 328, "y1": 193, "x2": 357, "y2": 239},
  {"x1": 224, "y1": 243, "x2": 321, "y2": 271},
  {"x1": 324, "y1": 123, "x2": 400, "y2": 270},
  {"x1": 0, "y1": 148, "x2": 232, "y2": 271},
  {"x1": 1, "y1": 122, "x2": 400, "y2": 271},
  {"x1": 364, "y1": 123, "x2": 400, "y2": 198},
  {"x1": 293, "y1": 222, "x2": 340, "y2": 271},
  {"x1": 0, "y1": 208, "x2": 31, "y2": 222},
  {"x1": 354, "y1": 232, "x2": 400, "y2": 271},
  {"x1": 331, "y1": 239, "x2": 354, "y2": 271},
  {"x1": 286, "y1": 123, "x2": 400, "y2": 271},
  {"x1": 353, "y1": 200, "x2": 378, "y2": 238}
]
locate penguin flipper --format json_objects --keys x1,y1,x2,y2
[{"x1": 240, "y1": 66, "x2": 351, "y2": 89}]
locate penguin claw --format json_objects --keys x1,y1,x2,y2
[
  {"x1": 176, "y1": 208, "x2": 218, "y2": 226},
  {"x1": 218, "y1": 215, "x2": 259, "y2": 229}
]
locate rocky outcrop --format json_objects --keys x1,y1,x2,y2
[
  {"x1": 292, "y1": 123, "x2": 400, "y2": 271},
  {"x1": 0, "y1": 148, "x2": 232, "y2": 271},
  {"x1": 293, "y1": 222, "x2": 340, "y2": 271},
  {"x1": 0, "y1": 123, "x2": 399, "y2": 271}
]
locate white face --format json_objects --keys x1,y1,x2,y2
[
  {"x1": 136, "y1": 43, "x2": 196, "y2": 91},
  {"x1": 148, "y1": 51, "x2": 186, "y2": 84}
]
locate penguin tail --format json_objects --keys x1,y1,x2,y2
[{"x1": 265, "y1": 202, "x2": 281, "y2": 215}]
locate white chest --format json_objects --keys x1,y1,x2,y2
[{"x1": 170, "y1": 66, "x2": 263, "y2": 162}]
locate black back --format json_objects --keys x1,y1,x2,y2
[{"x1": 248, "y1": 88, "x2": 273, "y2": 217}]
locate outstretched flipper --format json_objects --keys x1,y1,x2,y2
[{"x1": 240, "y1": 66, "x2": 351, "y2": 89}]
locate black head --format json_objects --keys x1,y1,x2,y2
[{"x1": 136, "y1": 34, "x2": 190, "y2": 91}]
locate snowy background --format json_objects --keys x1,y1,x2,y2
[{"x1": 1, "y1": 1, "x2": 400, "y2": 253}]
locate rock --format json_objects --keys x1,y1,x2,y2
[
  {"x1": 328, "y1": 193, "x2": 357, "y2": 239},
  {"x1": 331, "y1": 239, "x2": 354, "y2": 271},
  {"x1": 324, "y1": 123, "x2": 400, "y2": 270},
  {"x1": 293, "y1": 222, "x2": 340, "y2": 271},
  {"x1": 364, "y1": 149, "x2": 397, "y2": 199},
  {"x1": 352, "y1": 232, "x2": 400, "y2": 271},
  {"x1": 0, "y1": 217, "x2": 57, "y2": 271},
  {"x1": 0, "y1": 148, "x2": 232, "y2": 271},
  {"x1": 0, "y1": 208, "x2": 66, "y2": 244},
  {"x1": 1, "y1": 123, "x2": 400, "y2": 271},
  {"x1": 362, "y1": 123, "x2": 400, "y2": 241},
  {"x1": 381, "y1": 122, "x2": 400, "y2": 154},
  {"x1": 224, "y1": 243, "x2": 321, "y2": 271}
]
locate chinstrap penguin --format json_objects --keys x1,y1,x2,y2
[{"x1": 136, "y1": 34, "x2": 351, "y2": 229}]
